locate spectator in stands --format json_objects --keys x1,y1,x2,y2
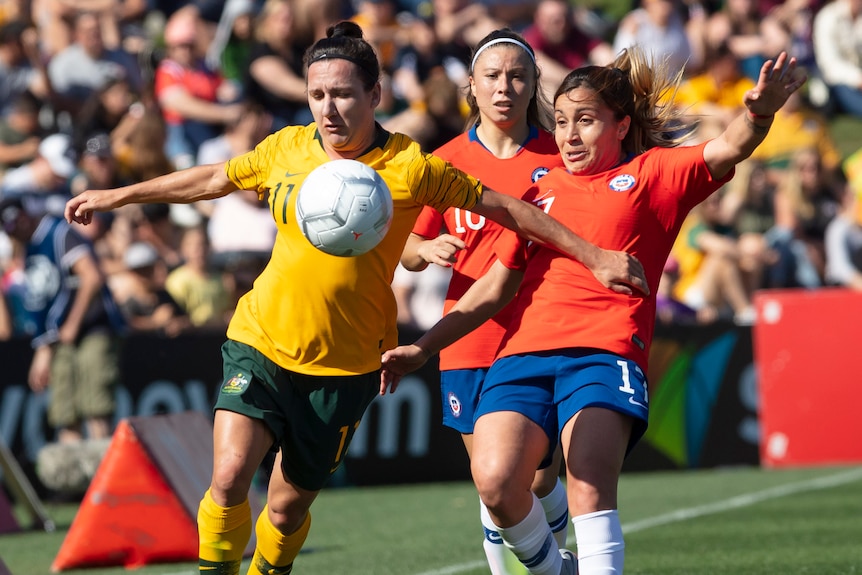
[
  {"x1": 386, "y1": 15, "x2": 452, "y2": 107},
  {"x1": 290, "y1": 0, "x2": 344, "y2": 48},
  {"x1": 613, "y1": 0, "x2": 698, "y2": 75},
  {"x1": 766, "y1": 146, "x2": 842, "y2": 288},
  {"x1": 0, "y1": 19, "x2": 52, "y2": 111},
  {"x1": 0, "y1": 90, "x2": 43, "y2": 172},
  {"x1": 72, "y1": 77, "x2": 139, "y2": 157},
  {"x1": 673, "y1": 42, "x2": 755, "y2": 140},
  {"x1": 383, "y1": 21, "x2": 466, "y2": 148},
  {"x1": 0, "y1": 132, "x2": 77, "y2": 202},
  {"x1": 165, "y1": 225, "x2": 232, "y2": 327},
  {"x1": 0, "y1": 195, "x2": 125, "y2": 443},
  {"x1": 824, "y1": 173, "x2": 862, "y2": 288},
  {"x1": 524, "y1": 0, "x2": 614, "y2": 100},
  {"x1": 197, "y1": 102, "x2": 272, "y2": 168},
  {"x1": 195, "y1": 101, "x2": 276, "y2": 258},
  {"x1": 47, "y1": 11, "x2": 142, "y2": 114},
  {"x1": 748, "y1": 90, "x2": 841, "y2": 174},
  {"x1": 244, "y1": 0, "x2": 312, "y2": 132},
  {"x1": 704, "y1": 0, "x2": 775, "y2": 81},
  {"x1": 351, "y1": 0, "x2": 405, "y2": 73},
  {"x1": 108, "y1": 240, "x2": 191, "y2": 336},
  {"x1": 134, "y1": 202, "x2": 183, "y2": 271},
  {"x1": 725, "y1": 159, "x2": 781, "y2": 292},
  {"x1": 71, "y1": 132, "x2": 131, "y2": 197},
  {"x1": 431, "y1": 0, "x2": 501, "y2": 54},
  {"x1": 670, "y1": 187, "x2": 758, "y2": 323},
  {"x1": 206, "y1": 0, "x2": 257, "y2": 91},
  {"x1": 0, "y1": 225, "x2": 33, "y2": 337},
  {"x1": 206, "y1": 186, "x2": 277, "y2": 258},
  {"x1": 154, "y1": 5, "x2": 243, "y2": 170},
  {"x1": 113, "y1": 108, "x2": 175, "y2": 184},
  {"x1": 813, "y1": 0, "x2": 862, "y2": 118}
]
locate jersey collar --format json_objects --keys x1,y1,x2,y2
[
  {"x1": 467, "y1": 124, "x2": 539, "y2": 151},
  {"x1": 313, "y1": 123, "x2": 391, "y2": 158}
]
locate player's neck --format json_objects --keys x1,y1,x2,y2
[{"x1": 475, "y1": 121, "x2": 529, "y2": 160}]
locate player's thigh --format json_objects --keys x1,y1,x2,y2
[
  {"x1": 472, "y1": 411, "x2": 549, "y2": 492},
  {"x1": 277, "y1": 371, "x2": 379, "y2": 492},
  {"x1": 561, "y1": 407, "x2": 632, "y2": 513}
]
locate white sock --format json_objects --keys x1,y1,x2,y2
[
  {"x1": 572, "y1": 509, "x2": 624, "y2": 574},
  {"x1": 496, "y1": 494, "x2": 561, "y2": 575},
  {"x1": 481, "y1": 499, "x2": 524, "y2": 575},
  {"x1": 539, "y1": 478, "x2": 569, "y2": 549}
]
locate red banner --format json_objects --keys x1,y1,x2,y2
[{"x1": 754, "y1": 288, "x2": 862, "y2": 467}]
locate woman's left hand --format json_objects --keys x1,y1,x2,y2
[{"x1": 744, "y1": 51, "x2": 808, "y2": 116}]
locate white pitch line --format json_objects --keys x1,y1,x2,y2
[
  {"x1": 622, "y1": 466, "x2": 862, "y2": 534},
  {"x1": 415, "y1": 467, "x2": 862, "y2": 575}
]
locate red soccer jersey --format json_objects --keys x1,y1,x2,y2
[
  {"x1": 494, "y1": 142, "x2": 732, "y2": 370},
  {"x1": 413, "y1": 126, "x2": 563, "y2": 370}
]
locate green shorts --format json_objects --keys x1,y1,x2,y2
[
  {"x1": 216, "y1": 339, "x2": 380, "y2": 491},
  {"x1": 49, "y1": 332, "x2": 120, "y2": 428}
]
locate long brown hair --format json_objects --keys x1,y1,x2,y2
[{"x1": 553, "y1": 46, "x2": 692, "y2": 155}]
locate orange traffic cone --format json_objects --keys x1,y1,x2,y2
[{"x1": 51, "y1": 419, "x2": 199, "y2": 571}]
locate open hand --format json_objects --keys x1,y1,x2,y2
[{"x1": 744, "y1": 51, "x2": 808, "y2": 116}]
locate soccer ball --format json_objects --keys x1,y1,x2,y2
[{"x1": 295, "y1": 159, "x2": 394, "y2": 257}]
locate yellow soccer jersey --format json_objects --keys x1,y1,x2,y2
[{"x1": 224, "y1": 123, "x2": 482, "y2": 376}]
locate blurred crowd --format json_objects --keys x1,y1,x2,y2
[{"x1": 2, "y1": 0, "x2": 862, "y2": 341}]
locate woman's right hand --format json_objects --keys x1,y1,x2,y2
[
  {"x1": 379, "y1": 344, "x2": 432, "y2": 395},
  {"x1": 416, "y1": 234, "x2": 466, "y2": 267},
  {"x1": 589, "y1": 248, "x2": 650, "y2": 296}
]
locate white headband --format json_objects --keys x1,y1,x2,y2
[{"x1": 470, "y1": 38, "x2": 536, "y2": 71}]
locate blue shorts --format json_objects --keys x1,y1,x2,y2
[
  {"x1": 476, "y1": 349, "x2": 649, "y2": 456},
  {"x1": 441, "y1": 368, "x2": 488, "y2": 434}
]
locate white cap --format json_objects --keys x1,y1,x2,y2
[
  {"x1": 38, "y1": 133, "x2": 77, "y2": 179},
  {"x1": 124, "y1": 242, "x2": 159, "y2": 270}
]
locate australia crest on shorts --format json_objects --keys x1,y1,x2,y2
[
  {"x1": 448, "y1": 391, "x2": 462, "y2": 418},
  {"x1": 222, "y1": 373, "x2": 250, "y2": 395}
]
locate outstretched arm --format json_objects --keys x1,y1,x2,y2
[
  {"x1": 380, "y1": 260, "x2": 521, "y2": 394},
  {"x1": 704, "y1": 52, "x2": 807, "y2": 179},
  {"x1": 65, "y1": 163, "x2": 239, "y2": 225},
  {"x1": 470, "y1": 188, "x2": 648, "y2": 296}
]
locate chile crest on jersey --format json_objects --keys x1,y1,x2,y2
[
  {"x1": 531, "y1": 167, "x2": 551, "y2": 182},
  {"x1": 609, "y1": 174, "x2": 636, "y2": 192}
]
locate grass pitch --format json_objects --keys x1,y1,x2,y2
[{"x1": 1, "y1": 465, "x2": 861, "y2": 574}]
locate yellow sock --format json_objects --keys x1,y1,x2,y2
[
  {"x1": 247, "y1": 506, "x2": 311, "y2": 575},
  {"x1": 198, "y1": 489, "x2": 252, "y2": 575}
]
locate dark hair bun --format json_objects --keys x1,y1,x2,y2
[{"x1": 327, "y1": 20, "x2": 364, "y2": 39}]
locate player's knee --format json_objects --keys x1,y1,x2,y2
[
  {"x1": 210, "y1": 461, "x2": 254, "y2": 504},
  {"x1": 472, "y1": 467, "x2": 519, "y2": 513}
]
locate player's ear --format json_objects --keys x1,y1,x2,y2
[
  {"x1": 617, "y1": 115, "x2": 631, "y2": 140},
  {"x1": 371, "y1": 81, "x2": 382, "y2": 109}
]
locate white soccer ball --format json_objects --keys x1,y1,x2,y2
[{"x1": 295, "y1": 159, "x2": 394, "y2": 257}]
